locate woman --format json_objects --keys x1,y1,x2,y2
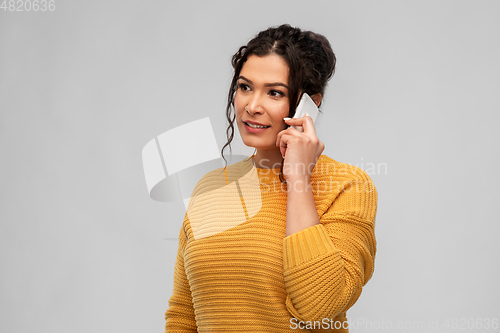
[{"x1": 165, "y1": 24, "x2": 378, "y2": 332}]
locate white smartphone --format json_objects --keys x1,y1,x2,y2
[{"x1": 291, "y1": 93, "x2": 319, "y2": 132}]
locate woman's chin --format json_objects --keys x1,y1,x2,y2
[{"x1": 242, "y1": 140, "x2": 275, "y2": 150}]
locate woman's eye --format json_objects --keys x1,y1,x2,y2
[
  {"x1": 238, "y1": 83, "x2": 250, "y2": 91},
  {"x1": 269, "y1": 90, "x2": 284, "y2": 98}
]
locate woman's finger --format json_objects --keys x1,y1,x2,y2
[{"x1": 283, "y1": 115, "x2": 317, "y2": 137}]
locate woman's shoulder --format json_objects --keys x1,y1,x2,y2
[
  {"x1": 314, "y1": 154, "x2": 378, "y2": 215},
  {"x1": 188, "y1": 157, "x2": 253, "y2": 200}
]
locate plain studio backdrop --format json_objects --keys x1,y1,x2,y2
[{"x1": 1, "y1": 1, "x2": 499, "y2": 332}]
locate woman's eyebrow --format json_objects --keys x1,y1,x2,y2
[{"x1": 237, "y1": 76, "x2": 289, "y2": 89}]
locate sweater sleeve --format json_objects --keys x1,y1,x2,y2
[
  {"x1": 283, "y1": 169, "x2": 377, "y2": 323},
  {"x1": 164, "y1": 220, "x2": 197, "y2": 332}
]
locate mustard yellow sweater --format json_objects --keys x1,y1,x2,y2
[{"x1": 165, "y1": 154, "x2": 377, "y2": 332}]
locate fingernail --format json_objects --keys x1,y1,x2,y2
[
  {"x1": 283, "y1": 117, "x2": 291, "y2": 121},
  {"x1": 303, "y1": 113, "x2": 309, "y2": 117}
]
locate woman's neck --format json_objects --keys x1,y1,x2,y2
[{"x1": 253, "y1": 148, "x2": 283, "y2": 169}]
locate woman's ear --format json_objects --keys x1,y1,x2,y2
[{"x1": 310, "y1": 93, "x2": 323, "y2": 107}]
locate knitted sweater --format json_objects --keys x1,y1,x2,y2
[{"x1": 165, "y1": 154, "x2": 378, "y2": 332}]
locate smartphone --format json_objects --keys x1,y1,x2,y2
[{"x1": 291, "y1": 93, "x2": 319, "y2": 132}]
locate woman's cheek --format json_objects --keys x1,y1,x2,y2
[{"x1": 234, "y1": 93, "x2": 243, "y2": 114}]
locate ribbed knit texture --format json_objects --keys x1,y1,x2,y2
[{"x1": 165, "y1": 154, "x2": 378, "y2": 333}]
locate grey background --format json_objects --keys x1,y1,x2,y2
[{"x1": 1, "y1": 1, "x2": 499, "y2": 332}]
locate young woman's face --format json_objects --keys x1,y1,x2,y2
[{"x1": 234, "y1": 54, "x2": 290, "y2": 151}]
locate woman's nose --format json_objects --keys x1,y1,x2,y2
[{"x1": 246, "y1": 94, "x2": 264, "y2": 115}]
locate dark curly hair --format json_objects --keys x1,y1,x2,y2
[{"x1": 221, "y1": 24, "x2": 336, "y2": 182}]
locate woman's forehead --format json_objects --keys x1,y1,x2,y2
[{"x1": 240, "y1": 54, "x2": 289, "y2": 84}]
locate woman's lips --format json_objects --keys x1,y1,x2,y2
[{"x1": 244, "y1": 122, "x2": 270, "y2": 133}]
